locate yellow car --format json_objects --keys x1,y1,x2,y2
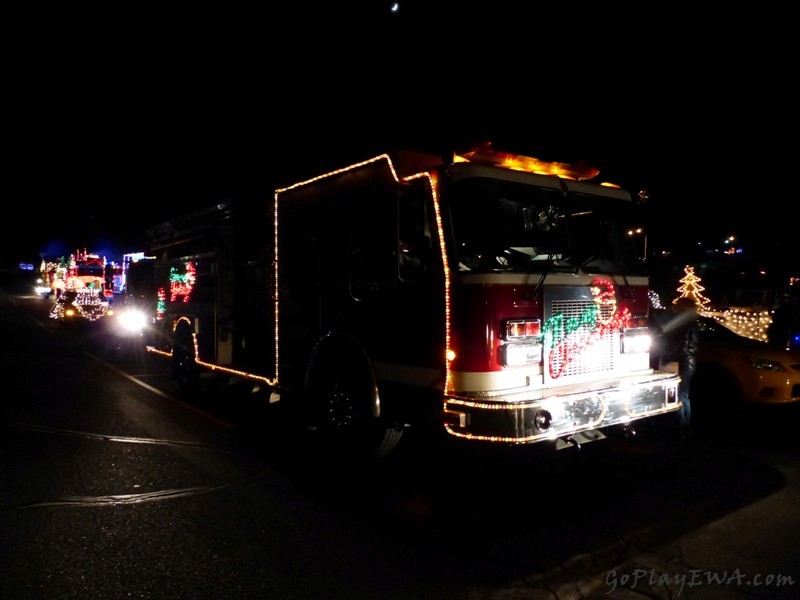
[{"x1": 690, "y1": 316, "x2": 800, "y2": 406}]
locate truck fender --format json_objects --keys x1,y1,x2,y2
[
  {"x1": 300, "y1": 332, "x2": 404, "y2": 463},
  {"x1": 304, "y1": 332, "x2": 381, "y2": 420}
]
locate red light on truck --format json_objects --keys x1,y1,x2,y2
[
  {"x1": 506, "y1": 319, "x2": 541, "y2": 339},
  {"x1": 625, "y1": 315, "x2": 649, "y2": 329}
]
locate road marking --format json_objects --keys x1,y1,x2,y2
[{"x1": 86, "y1": 352, "x2": 234, "y2": 430}]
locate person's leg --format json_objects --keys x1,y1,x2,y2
[{"x1": 678, "y1": 375, "x2": 693, "y2": 439}]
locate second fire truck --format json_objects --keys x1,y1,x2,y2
[{"x1": 45, "y1": 249, "x2": 113, "y2": 323}]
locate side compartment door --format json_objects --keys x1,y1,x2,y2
[{"x1": 346, "y1": 179, "x2": 445, "y2": 377}]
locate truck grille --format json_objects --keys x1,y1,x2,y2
[{"x1": 547, "y1": 297, "x2": 615, "y2": 380}]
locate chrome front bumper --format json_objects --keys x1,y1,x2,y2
[{"x1": 443, "y1": 372, "x2": 681, "y2": 444}]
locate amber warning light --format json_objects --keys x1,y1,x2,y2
[
  {"x1": 506, "y1": 319, "x2": 542, "y2": 339},
  {"x1": 454, "y1": 146, "x2": 601, "y2": 181}
]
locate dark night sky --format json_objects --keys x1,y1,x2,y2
[{"x1": 4, "y1": 3, "x2": 797, "y2": 271}]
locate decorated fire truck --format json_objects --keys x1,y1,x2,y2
[
  {"x1": 46, "y1": 250, "x2": 113, "y2": 323},
  {"x1": 140, "y1": 145, "x2": 681, "y2": 461}
]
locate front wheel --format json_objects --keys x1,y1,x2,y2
[{"x1": 303, "y1": 355, "x2": 403, "y2": 466}]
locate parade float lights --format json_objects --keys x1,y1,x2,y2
[
  {"x1": 674, "y1": 265, "x2": 779, "y2": 343},
  {"x1": 674, "y1": 265, "x2": 711, "y2": 311},
  {"x1": 116, "y1": 261, "x2": 197, "y2": 336},
  {"x1": 712, "y1": 309, "x2": 772, "y2": 342}
]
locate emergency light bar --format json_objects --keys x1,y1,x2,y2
[{"x1": 454, "y1": 146, "x2": 601, "y2": 181}]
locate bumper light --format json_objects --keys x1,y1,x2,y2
[{"x1": 533, "y1": 409, "x2": 552, "y2": 430}]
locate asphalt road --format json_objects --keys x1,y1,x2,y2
[{"x1": 2, "y1": 271, "x2": 799, "y2": 599}]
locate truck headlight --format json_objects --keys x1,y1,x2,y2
[
  {"x1": 621, "y1": 331, "x2": 650, "y2": 354},
  {"x1": 119, "y1": 309, "x2": 148, "y2": 334},
  {"x1": 502, "y1": 343, "x2": 542, "y2": 367}
]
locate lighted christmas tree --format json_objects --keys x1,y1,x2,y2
[{"x1": 674, "y1": 265, "x2": 711, "y2": 310}]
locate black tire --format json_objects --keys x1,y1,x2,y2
[{"x1": 303, "y1": 353, "x2": 403, "y2": 466}]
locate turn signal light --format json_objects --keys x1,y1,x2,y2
[{"x1": 506, "y1": 319, "x2": 541, "y2": 339}]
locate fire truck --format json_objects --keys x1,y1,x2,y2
[
  {"x1": 140, "y1": 145, "x2": 681, "y2": 461},
  {"x1": 46, "y1": 250, "x2": 113, "y2": 323}
]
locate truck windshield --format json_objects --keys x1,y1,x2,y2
[
  {"x1": 447, "y1": 179, "x2": 574, "y2": 273},
  {"x1": 77, "y1": 265, "x2": 104, "y2": 277},
  {"x1": 565, "y1": 191, "x2": 647, "y2": 277},
  {"x1": 447, "y1": 178, "x2": 647, "y2": 277}
]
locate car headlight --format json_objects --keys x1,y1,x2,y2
[{"x1": 745, "y1": 356, "x2": 785, "y2": 372}]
